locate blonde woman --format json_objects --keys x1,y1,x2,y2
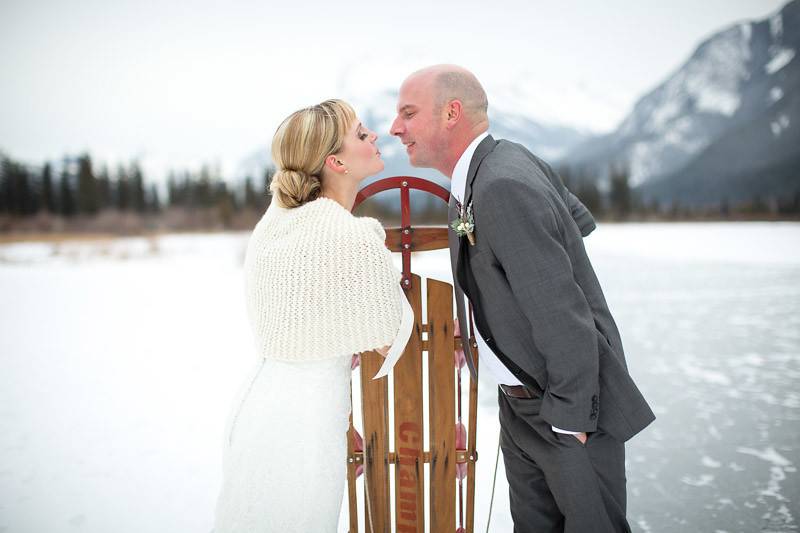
[{"x1": 213, "y1": 100, "x2": 413, "y2": 532}]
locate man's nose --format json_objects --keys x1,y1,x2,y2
[{"x1": 390, "y1": 116, "x2": 403, "y2": 136}]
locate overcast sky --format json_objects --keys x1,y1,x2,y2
[{"x1": 0, "y1": 0, "x2": 789, "y2": 181}]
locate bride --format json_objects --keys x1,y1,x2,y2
[{"x1": 212, "y1": 99, "x2": 413, "y2": 532}]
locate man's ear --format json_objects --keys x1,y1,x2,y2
[{"x1": 445, "y1": 99, "x2": 463, "y2": 129}]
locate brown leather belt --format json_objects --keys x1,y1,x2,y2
[{"x1": 499, "y1": 384, "x2": 538, "y2": 399}]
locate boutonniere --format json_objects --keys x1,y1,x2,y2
[{"x1": 450, "y1": 198, "x2": 476, "y2": 246}]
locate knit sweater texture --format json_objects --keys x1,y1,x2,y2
[{"x1": 244, "y1": 196, "x2": 406, "y2": 361}]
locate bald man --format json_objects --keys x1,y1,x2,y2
[{"x1": 391, "y1": 65, "x2": 655, "y2": 533}]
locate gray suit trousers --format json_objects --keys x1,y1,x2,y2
[{"x1": 498, "y1": 388, "x2": 631, "y2": 533}]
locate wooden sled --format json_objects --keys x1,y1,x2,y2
[{"x1": 347, "y1": 177, "x2": 480, "y2": 533}]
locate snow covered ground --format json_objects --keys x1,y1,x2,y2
[{"x1": 1, "y1": 222, "x2": 798, "y2": 533}]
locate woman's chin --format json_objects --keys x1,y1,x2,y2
[{"x1": 361, "y1": 161, "x2": 385, "y2": 181}]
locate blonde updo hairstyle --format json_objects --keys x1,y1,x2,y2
[{"x1": 269, "y1": 99, "x2": 357, "y2": 209}]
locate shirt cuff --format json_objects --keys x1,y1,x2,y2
[{"x1": 552, "y1": 426, "x2": 581, "y2": 435}]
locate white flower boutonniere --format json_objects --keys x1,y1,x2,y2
[{"x1": 450, "y1": 198, "x2": 476, "y2": 246}]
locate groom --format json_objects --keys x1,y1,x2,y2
[{"x1": 390, "y1": 65, "x2": 656, "y2": 532}]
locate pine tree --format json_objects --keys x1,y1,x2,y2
[
  {"x1": 41, "y1": 162, "x2": 56, "y2": 213},
  {"x1": 167, "y1": 172, "x2": 177, "y2": 208},
  {"x1": 28, "y1": 166, "x2": 41, "y2": 214},
  {"x1": 116, "y1": 164, "x2": 130, "y2": 211},
  {"x1": 197, "y1": 165, "x2": 212, "y2": 208},
  {"x1": 130, "y1": 162, "x2": 146, "y2": 213},
  {"x1": 647, "y1": 198, "x2": 660, "y2": 216},
  {"x1": 97, "y1": 165, "x2": 111, "y2": 210},
  {"x1": 244, "y1": 176, "x2": 257, "y2": 209},
  {"x1": 669, "y1": 199, "x2": 682, "y2": 220},
  {"x1": 77, "y1": 153, "x2": 99, "y2": 215},
  {"x1": 1, "y1": 156, "x2": 18, "y2": 215},
  {"x1": 609, "y1": 163, "x2": 631, "y2": 219},
  {"x1": 0, "y1": 154, "x2": 10, "y2": 214},
  {"x1": 59, "y1": 163, "x2": 76, "y2": 217},
  {"x1": 147, "y1": 184, "x2": 160, "y2": 213},
  {"x1": 182, "y1": 172, "x2": 194, "y2": 209},
  {"x1": 2, "y1": 157, "x2": 36, "y2": 215},
  {"x1": 215, "y1": 181, "x2": 234, "y2": 227}
]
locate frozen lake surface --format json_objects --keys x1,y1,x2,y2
[{"x1": 1, "y1": 222, "x2": 798, "y2": 532}]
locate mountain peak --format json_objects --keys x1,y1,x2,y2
[{"x1": 565, "y1": 0, "x2": 799, "y2": 198}]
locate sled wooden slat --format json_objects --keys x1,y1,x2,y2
[
  {"x1": 393, "y1": 274, "x2": 425, "y2": 533},
  {"x1": 385, "y1": 227, "x2": 449, "y2": 252},
  {"x1": 426, "y1": 278, "x2": 456, "y2": 532},
  {"x1": 360, "y1": 351, "x2": 391, "y2": 533}
]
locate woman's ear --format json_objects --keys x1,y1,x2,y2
[{"x1": 323, "y1": 154, "x2": 347, "y2": 174}]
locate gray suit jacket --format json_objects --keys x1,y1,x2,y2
[{"x1": 448, "y1": 135, "x2": 655, "y2": 442}]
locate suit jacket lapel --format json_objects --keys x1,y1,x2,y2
[
  {"x1": 449, "y1": 195, "x2": 478, "y2": 379},
  {"x1": 449, "y1": 134, "x2": 496, "y2": 380},
  {"x1": 455, "y1": 134, "x2": 497, "y2": 277},
  {"x1": 463, "y1": 134, "x2": 497, "y2": 211}
]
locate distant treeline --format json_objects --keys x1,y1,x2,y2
[
  {"x1": 0, "y1": 151, "x2": 274, "y2": 234},
  {"x1": 556, "y1": 164, "x2": 800, "y2": 221},
  {"x1": 1, "y1": 151, "x2": 798, "y2": 236}
]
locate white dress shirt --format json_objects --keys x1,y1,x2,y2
[{"x1": 451, "y1": 132, "x2": 580, "y2": 436}]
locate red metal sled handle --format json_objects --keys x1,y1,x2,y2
[{"x1": 353, "y1": 177, "x2": 451, "y2": 290}]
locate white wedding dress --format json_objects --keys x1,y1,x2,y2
[
  {"x1": 212, "y1": 353, "x2": 354, "y2": 532},
  {"x1": 212, "y1": 197, "x2": 414, "y2": 532}
]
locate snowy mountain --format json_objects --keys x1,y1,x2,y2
[{"x1": 563, "y1": 0, "x2": 800, "y2": 206}]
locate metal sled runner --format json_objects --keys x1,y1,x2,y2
[{"x1": 347, "y1": 177, "x2": 481, "y2": 533}]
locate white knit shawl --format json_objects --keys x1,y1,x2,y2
[{"x1": 244, "y1": 196, "x2": 412, "y2": 366}]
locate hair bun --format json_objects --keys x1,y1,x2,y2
[{"x1": 270, "y1": 168, "x2": 321, "y2": 209}]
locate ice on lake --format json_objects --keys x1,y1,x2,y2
[{"x1": 1, "y1": 222, "x2": 798, "y2": 532}]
